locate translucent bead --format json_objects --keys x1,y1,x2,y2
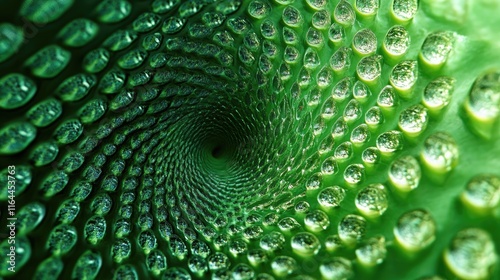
[{"x1": 394, "y1": 209, "x2": 436, "y2": 251}]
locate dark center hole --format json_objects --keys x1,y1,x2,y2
[{"x1": 211, "y1": 145, "x2": 224, "y2": 158}]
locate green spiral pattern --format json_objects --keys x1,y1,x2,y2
[{"x1": 1, "y1": 0, "x2": 500, "y2": 279}]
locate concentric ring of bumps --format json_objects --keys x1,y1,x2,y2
[{"x1": 0, "y1": 0, "x2": 499, "y2": 279}]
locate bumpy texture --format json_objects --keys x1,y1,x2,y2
[{"x1": 0, "y1": 0, "x2": 500, "y2": 279}]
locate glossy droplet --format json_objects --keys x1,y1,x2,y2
[
  {"x1": 334, "y1": 0, "x2": 356, "y2": 27},
  {"x1": 83, "y1": 48, "x2": 110, "y2": 73},
  {"x1": 343, "y1": 99, "x2": 362, "y2": 122},
  {"x1": 421, "y1": 132, "x2": 459, "y2": 172},
  {"x1": 318, "y1": 186, "x2": 346, "y2": 207},
  {"x1": 133, "y1": 12, "x2": 160, "y2": 32},
  {"x1": 58, "y1": 19, "x2": 99, "y2": 47},
  {"x1": 356, "y1": 236, "x2": 387, "y2": 266},
  {"x1": 328, "y1": 23, "x2": 345, "y2": 44},
  {"x1": 383, "y1": 25, "x2": 410, "y2": 57},
  {"x1": 399, "y1": 104, "x2": 429, "y2": 136},
  {"x1": 271, "y1": 256, "x2": 297, "y2": 277},
  {"x1": 365, "y1": 106, "x2": 383, "y2": 126},
  {"x1": 355, "y1": 0, "x2": 379, "y2": 16},
  {"x1": 53, "y1": 119, "x2": 84, "y2": 144},
  {"x1": 357, "y1": 55, "x2": 382, "y2": 82},
  {"x1": 330, "y1": 46, "x2": 351, "y2": 72},
  {"x1": 85, "y1": 216, "x2": 107, "y2": 245},
  {"x1": 95, "y1": 0, "x2": 131, "y2": 23},
  {"x1": 465, "y1": 70, "x2": 500, "y2": 134},
  {"x1": 27, "y1": 98, "x2": 62, "y2": 127},
  {"x1": 353, "y1": 81, "x2": 371, "y2": 102},
  {"x1": 30, "y1": 141, "x2": 59, "y2": 166},
  {"x1": 72, "y1": 250, "x2": 102, "y2": 279},
  {"x1": 0, "y1": 23, "x2": 23, "y2": 63},
  {"x1": 20, "y1": 0, "x2": 74, "y2": 23},
  {"x1": 0, "y1": 73, "x2": 37, "y2": 109},
  {"x1": 16, "y1": 202, "x2": 45, "y2": 235},
  {"x1": 353, "y1": 29, "x2": 377, "y2": 55},
  {"x1": 46, "y1": 224, "x2": 78, "y2": 256},
  {"x1": 291, "y1": 232, "x2": 321, "y2": 255},
  {"x1": 25, "y1": 45, "x2": 71, "y2": 78},
  {"x1": 461, "y1": 174, "x2": 500, "y2": 210},
  {"x1": 376, "y1": 130, "x2": 403, "y2": 153},
  {"x1": 118, "y1": 49, "x2": 148, "y2": 69},
  {"x1": 56, "y1": 199, "x2": 80, "y2": 224},
  {"x1": 444, "y1": 228, "x2": 497, "y2": 280},
  {"x1": 362, "y1": 147, "x2": 380, "y2": 165},
  {"x1": 392, "y1": 0, "x2": 418, "y2": 21},
  {"x1": 103, "y1": 29, "x2": 137, "y2": 51},
  {"x1": 389, "y1": 155, "x2": 421, "y2": 191},
  {"x1": 56, "y1": 73, "x2": 96, "y2": 102},
  {"x1": 338, "y1": 214, "x2": 366, "y2": 243},
  {"x1": 248, "y1": 0, "x2": 271, "y2": 19},
  {"x1": 282, "y1": 6, "x2": 302, "y2": 27},
  {"x1": 377, "y1": 85, "x2": 397, "y2": 108},
  {"x1": 112, "y1": 238, "x2": 131, "y2": 263},
  {"x1": 423, "y1": 76, "x2": 455, "y2": 111},
  {"x1": 351, "y1": 124, "x2": 370, "y2": 144},
  {"x1": 0, "y1": 166, "x2": 31, "y2": 200},
  {"x1": 335, "y1": 141, "x2": 353, "y2": 160},
  {"x1": 0, "y1": 122, "x2": 37, "y2": 155},
  {"x1": 394, "y1": 209, "x2": 436, "y2": 251},
  {"x1": 355, "y1": 184, "x2": 388, "y2": 217},
  {"x1": 332, "y1": 77, "x2": 353, "y2": 101},
  {"x1": 420, "y1": 32, "x2": 454, "y2": 67},
  {"x1": 306, "y1": 0, "x2": 327, "y2": 9},
  {"x1": 304, "y1": 47, "x2": 320, "y2": 69},
  {"x1": 390, "y1": 60, "x2": 418, "y2": 91},
  {"x1": 260, "y1": 232, "x2": 285, "y2": 252},
  {"x1": 320, "y1": 257, "x2": 353, "y2": 280},
  {"x1": 312, "y1": 10, "x2": 331, "y2": 29},
  {"x1": 321, "y1": 157, "x2": 339, "y2": 175},
  {"x1": 344, "y1": 164, "x2": 365, "y2": 184},
  {"x1": 305, "y1": 210, "x2": 330, "y2": 231}
]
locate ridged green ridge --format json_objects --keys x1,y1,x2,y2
[{"x1": 0, "y1": 0, "x2": 499, "y2": 279}]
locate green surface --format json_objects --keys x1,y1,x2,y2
[{"x1": 0, "y1": 0, "x2": 499, "y2": 279}]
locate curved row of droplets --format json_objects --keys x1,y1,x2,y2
[{"x1": 0, "y1": 0, "x2": 499, "y2": 279}]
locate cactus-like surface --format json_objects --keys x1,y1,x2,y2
[{"x1": 0, "y1": 0, "x2": 499, "y2": 279}]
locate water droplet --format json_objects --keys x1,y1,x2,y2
[
  {"x1": 0, "y1": 73, "x2": 37, "y2": 109},
  {"x1": 328, "y1": 23, "x2": 345, "y2": 44},
  {"x1": 83, "y1": 48, "x2": 110, "y2": 73},
  {"x1": 420, "y1": 32, "x2": 454, "y2": 67},
  {"x1": 377, "y1": 85, "x2": 397, "y2": 108},
  {"x1": 318, "y1": 186, "x2": 346, "y2": 207},
  {"x1": 321, "y1": 157, "x2": 339, "y2": 175},
  {"x1": 355, "y1": 0, "x2": 379, "y2": 16},
  {"x1": 335, "y1": 141, "x2": 353, "y2": 161},
  {"x1": 391, "y1": 0, "x2": 418, "y2": 21},
  {"x1": 365, "y1": 106, "x2": 383, "y2": 126},
  {"x1": 27, "y1": 98, "x2": 62, "y2": 127},
  {"x1": 461, "y1": 174, "x2": 500, "y2": 210},
  {"x1": 356, "y1": 236, "x2": 387, "y2": 266},
  {"x1": 390, "y1": 60, "x2": 418, "y2": 91},
  {"x1": 229, "y1": 239, "x2": 248, "y2": 256},
  {"x1": 355, "y1": 184, "x2": 388, "y2": 217},
  {"x1": 330, "y1": 46, "x2": 351, "y2": 72},
  {"x1": 353, "y1": 81, "x2": 371, "y2": 102},
  {"x1": 17, "y1": 202, "x2": 45, "y2": 235},
  {"x1": 423, "y1": 76, "x2": 455, "y2": 111},
  {"x1": 0, "y1": 122, "x2": 37, "y2": 155},
  {"x1": 465, "y1": 70, "x2": 500, "y2": 128},
  {"x1": 344, "y1": 164, "x2": 365, "y2": 185},
  {"x1": 357, "y1": 55, "x2": 382, "y2": 82},
  {"x1": 334, "y1": 0, "x2": 356, "y2": 26},
  {"x1": 46, "y1": 224, "x2": 77, "y2": 256},
  {"x1": 389, "y1": 155, "x2": 421, "y2": 191},
  {"x1": 353, "y1": 29, "x2": 377, "y2": 55},
  {"x1": 351, "y1": 124, "x2": 370, "y2": 144},
  {"x1": 383, "y1": 25, "x2": 410, "y2": 56},
  {"x1": 59, "y1": 19, "x2": 99, "y2": 47},
  {"x1": 278, "y1": 217, "x2": 301, "y2": 231},
  {"x1": 307, "y1": 27, "x2": 324, "y2": 47},
  {"x1": 291, "y1": 232, "x2": 321, "y2": 255},
  {"x1": 260, "y1": 232, "x2": 285, "y2": 252},
  {"x1": 421, "y1": 132, "x2": 459, "y2": 172},
  {"x1": 444, "y1": 228, "x2": 497, "y2": 280},
  {"x1": 320, "y1": 257, "x2": 353, "y2": 280},
  {"x1": 147, "y1": 250, "x2": 167, "y2": 275},
  {"x1": 282, "y1": 6, "x2": 303, "y2": 27},
  {"x1": 305, "y1": 210, "x2": 330, "y2": 231},
  {"x1": 304, "y1": 47, "x2": 320, "y2": 69},
  {"x1": 271, "y1": 256, "x2": 297, "y2": 277},
  {"x1": 95, "y1": 0, "x2": 131, "y2": 23},
  {"x1": 394, "y1": 209, "x2": 436, "y2": 250},
  {"x1": 377, "y1": 130, "x2": 403, "y2": 153},
  {"x1": 332, "y1": 77, "x2": 353, "y2": 101},
  {"x1": 362, "y1": 147, "x2": 381, "y2": 165},
  {"x1": 312, "y1": 10, "x2": 331, "y2": 29},
  {"x1": 399, "y1": 104, "x2": 429, "y2": 136},
  {"x1": 338, "y1": 214, "x2": 366, "y2": 243},
  {"x1": 25, "y1": 45, "x2": 70, "y2": 78},
  {"x1": 209, "y1": 252, "x2": 230, "y2": 271},
  {"x1": 248, "y1": 0, "x2": 271, "y2": 19},
  {"x1": 344, "y1": 99, "x2": 362, "y2": 123}
]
